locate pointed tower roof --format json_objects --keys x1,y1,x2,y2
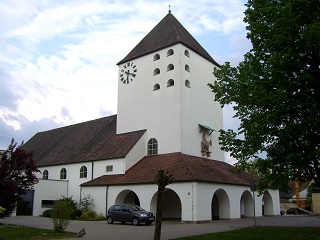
[{"x1": 118, "y1": 12, "x2": 219, "y2": 66}]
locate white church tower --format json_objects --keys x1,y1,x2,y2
[{"x1": 116, "y1": 12, "x2": 224, "y2": 161}]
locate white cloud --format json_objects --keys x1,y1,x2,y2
[{"x1": 0, "y1": 0, "x2": 248, "y2": 155}]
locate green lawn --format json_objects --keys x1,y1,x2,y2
[
  {"x1": 174, "y1": 226, "x2": 320, "y2": 240},
  {"x1": 0, "y1": 224, "x2": 76, "y2": 240}
]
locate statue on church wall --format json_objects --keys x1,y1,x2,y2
[{"x1": 201, "y1": 131, "x2": 212, "y2": 157}]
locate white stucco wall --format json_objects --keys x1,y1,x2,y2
[
  {"x1": 180, "y1": 46, "x2": 224, "y2": 161},
  {"x1": 82, "y1": 181, "x2": 280, "y2": 222},
  {"x1": 36, "y1": 158, "x2": 126, "y2": 208},
  {"x1": 117, "y1": 46, "x2": 182, "y2": 154},
  {"x1": 33, "y1": 179, "x2": 68, "y2": 216},
  {"x1": 116, "y1": 44, "x2": 224, "y2": 161},
  {"x1": 125, "y1": 133, "x2": 147, "y2": 171}
]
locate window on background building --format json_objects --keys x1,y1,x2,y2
[
  {"x1": 80, "y1": 166, "x2": 87, "y2": 178},
  {"x1": 43, "y1": 170, "x2": 49, "y2": 179},
  {"x1": 185, "y1": 64, "x2": 190, "y2": 72},
  {"x1": 106, "y1": 165, "x2": 113, "y2": 172},
  {"x1": 147, "y1": 138, "x2": 158, "y2": 155},
  {"x1": 60, "y1": 168, "x2": 67, "y2": 179}
]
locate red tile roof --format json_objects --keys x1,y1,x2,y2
[
  {"x1": 118, "y1": 12, "x2": 219, "y2": 66},
  {"x1": 81, "y1": 152, "x2": 256, "y2": 187},
  {"x1": 23, "y1": 115, "x2": 146, "y2": 167}
]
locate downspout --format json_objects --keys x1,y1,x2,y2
[
  {"x1": 79, "y1": 186, "x2": 82, "y2": 209},
  {"x1": 106, "y1": 186, "x2": 109, "y2": 217},
  {"x1": 91, "y1": 161, "x2": 94, "y2": 180},
  {"x1": 192, "y1": 183, "x2": 194, "y2": 222}
]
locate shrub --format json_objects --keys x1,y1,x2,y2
[
  {"x1": 71, "y1": 209, "x2": 83, "y2": 220},
  {"x1": 42, "y1": 209, "x2": 52, "y2": 218},
  {"x1": 79, "y1": 210, "x2": 98, "y2": 221},
  {"x1": 96, "y1": 213, "x2": 106, "y2": 221},
  {"x1": 80, "y1": 193, "x2": 94, "y2": 212},
  {"x1": 58, "y1": 196, "x2": 77, "y2": 210},
  {"x1": 51, "y1": 200, "x2": 73, "y2": 232}
]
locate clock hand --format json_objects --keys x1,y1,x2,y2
[{"x1": 125, "y1": 71, "x2": 136, "y2": 77}]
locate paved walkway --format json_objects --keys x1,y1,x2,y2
[{"x1": 1, "y1": 215, "x2": 320, "y2": 240}]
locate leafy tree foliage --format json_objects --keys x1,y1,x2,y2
[
  {"x1": 0, "y1": 139, "x2": 39, "y2": 214},
  {"x1": 209, "y1": 0, "x2": 320, "y2": 192}
]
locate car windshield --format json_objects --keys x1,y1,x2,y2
[{"x1": 127, "y1": 205, "x2": 145, "y2": 211}]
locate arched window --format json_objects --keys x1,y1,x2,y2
[
  {"x1": 60, "y1": 168, "x2": 67, "y2": 180},
  {"x1": 167, "y1": 79, "x2": 174, "y2": 87},
  {"x1": 167, "y1": 49, "x2": 174, "y2": 56},
  {"x1": 43, "y1": 170, "x2": 49, "y2": 179},
  {"x1": 153, "y1": 84, "x2": 160, "y2": 91},
  {"x1": 214, "y1": 80, "x2": 218, "y2": 86},
  {"x1": 185, "y1": 64, "x2": 190, "y2": 72},
  {"x1": 153, "y1": 68, "x2": 160, "y2": 75},
  {"x1": 185, "y1": 80, "x2": 191, "y2": 88},
  {"x1": 80, "y1": 166, "x2": 87, "y2": 178},
  {"x1": 153, "y1": 54, "x2": 160, "y2": 61},
  {"x1": 148, "y1": 138, "x2": 158, "y2": 155},
  {"x1": 167, "y1": 64, "x2": 174, "y2": 71},
  {"x1": 184, "y1": 50, "x2": 190, "y2": 57}
]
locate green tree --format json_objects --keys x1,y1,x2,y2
[{"x1": 209, "y1": 0, "x2": 320, "y2": 192}]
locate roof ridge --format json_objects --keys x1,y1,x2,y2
[
  {"x1": 170, "y1": 13, "x2": 180, "y2": 42},
  {"x1": 180, "y1": 154, "x2": 198, "y2": 180}
]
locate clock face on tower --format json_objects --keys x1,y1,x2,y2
[{"x1": 119, "y1": 62, "x2": 137, "y2": 84}]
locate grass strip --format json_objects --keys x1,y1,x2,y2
[
  {"x1": 174, "y1": 226, "x2": 320, "y2": 240},
  {"x1": 0, "y1": 224, "x2": 76, "y2": 240}
]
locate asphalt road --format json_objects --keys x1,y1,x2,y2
[{"x1": 1, "y1": 215, "x2": 319, "y2": 240}]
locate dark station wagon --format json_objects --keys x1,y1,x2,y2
[{"x1": 107, "y1": 204, "x2": 155, "y2": 226}]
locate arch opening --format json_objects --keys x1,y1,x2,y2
[
  {"x1": 115, "y1": 190, "x2": 140, "y2": 206},
  {"x1": 150, "y1": 189, "x2": 181, "y2": 221},
  {"x1": 263, "y1": 192, "x2": 274, "y2": 216},
  {"x1": 211, "y1": 189, "x2": 230, "y2": 220},
  {"x1": 240, "y1": 190, "x2": 254, "y2": 218}
]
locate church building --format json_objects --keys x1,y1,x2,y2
[{"x1": 22, "y1": 12, "x2": 280, "y2": 222}]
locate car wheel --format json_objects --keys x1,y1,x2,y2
[
  {"x1": 132, "y1": 217, "x2": 140, "y2": 226},
  {"x1": 146, "y1": 221, "x2": 152, "y2": 225},
  {"x1": 121, "y1": 221, "x2": 126, "y2": 224},
  {"x1": 107, "y1": 216, "x2": 114, "y2": 224}
]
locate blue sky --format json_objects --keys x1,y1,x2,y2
[{"x1": 0, "y1": 0, "x2": 250, "y2": 164}]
